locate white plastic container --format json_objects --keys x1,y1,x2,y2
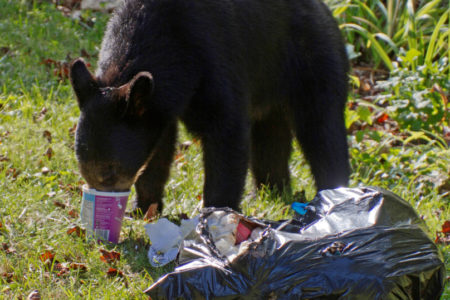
[{"x1": 80, "y1": 185, "x2": 130, "y2": 243}]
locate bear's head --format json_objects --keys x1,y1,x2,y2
[{"x1": 70, "y1": 59, "x2": 162, "y2": 192}]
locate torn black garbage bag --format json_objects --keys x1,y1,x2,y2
[{"x1": 145, "y1": 187, "x2": 446, "y2": 299}]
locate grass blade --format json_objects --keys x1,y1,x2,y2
[
  {"x1": 424, "y1": 9, "x2": 449, "y2": 66},
  {"x1": 341, "y1": 23, "x2": 394, "y2": 70}
]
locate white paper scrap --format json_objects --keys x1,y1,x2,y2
[{"x1": 145, "y1": 217, "x2": 199, "y2": 267}]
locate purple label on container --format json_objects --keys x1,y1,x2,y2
[{"x1": 92, "y1": 195, "x2": 128, "y2": 243}]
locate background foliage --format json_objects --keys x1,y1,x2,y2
[{"x1": 0, "y1": 0, "x2": 448, "y2": 298}]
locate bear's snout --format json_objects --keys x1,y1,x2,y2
[{"x1": 97, "y1": 167, "x2": 118, "y2": 187}]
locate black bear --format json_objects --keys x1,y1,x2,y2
[{"x1": 70, "y1": 0, "x2": 350, "y2": 216}]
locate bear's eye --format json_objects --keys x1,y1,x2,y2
[{"x1": 100, "y1": 87, "x2": 114, "y2": 96}]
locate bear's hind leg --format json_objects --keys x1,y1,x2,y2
[
  {"x1": 292, "y1": 92, "x2": 350, "y2": 191},
  {"x1": 250, "y1": 109, "x2": 292, "y2": 194}
]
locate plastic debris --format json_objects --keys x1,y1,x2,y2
[
  {"x1": 145, "y1": 217, "x2": 199, "y2": 267},
  {"x1": 145, "y1": 187, "x2": 446, "y2": 299}
]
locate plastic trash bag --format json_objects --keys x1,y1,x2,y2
[{"x1": 145, "y1": 187, "x2": 446, "y2": 299}]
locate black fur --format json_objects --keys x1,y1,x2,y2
[{"x1": 70, "y1": 0, "x2": 350, "y2": 213}]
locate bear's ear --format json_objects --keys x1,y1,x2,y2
[
  {"x1": 125, "y1": 72, "x2": 154, "y2": 118},
  {"x1": 70, "y1": 58, "x2": 98, "y2": 108}
]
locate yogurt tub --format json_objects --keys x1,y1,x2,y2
[{"x1": 80, "y1": 185, "x2": 130, "y2": 243}]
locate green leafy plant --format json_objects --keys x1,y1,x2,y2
[
  {"x1": 375, "y1": 59, "x2": 448, "y2": 134},
  {"x1": 328, "y1": 0, "x2": 449, "y2": 73}
]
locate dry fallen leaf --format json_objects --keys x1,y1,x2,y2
[
  {"x1": 35, "y1": 107, "x2": 48, "y2": 122},
  {"x1": 44, "y1": 147, "x2": 53, "y2": 160},
  {"x1": 39, "y1": 250, "x2": 55, "y2": 263},
  {"x1": 107, "y1": 267, "x2": 124, "y2": 277},
  {"x1": 442, "y1": 220, "x2": 450, "y2": 234},
  {"x1": 376, "y1": 112, "x2": 389, "y2": 124},
  {"x1": 70, "y1": 262, "x2": 88, "y2": 271},
  {"x1": 435, "y1": 232, "x2": 450, "y2": 245},
  {"x1": 6, "y1": 168, "x2": 20, "y2": 178},
  {"x1": 53, "y1": 201, "x2": 67, "y2": 209},
  {"x1": 2, "y1": 242, "x2": 16, "y2": 254},
  {"x1": 100, "y1": 249, "x2": 121, "y2": 264},
  {"x1": 41, "y1": 58, "x2": 70, "y2": 80},
  {"x1": 67, "y1": 226, "x2": 85, "y2": 237},
  {"x1": 68, "y1": 123, "x2": 77, "y2": 137},
  {"x1": 55, "y1": 263, "x2": 70, "y2": 277},
  {"x1": 435, "y1": 221, "x2": 450, "y2": 245},
  {"x1": 174, "y1": 153, "x2": 185, "y2": 162},
  {"x1": 68, "y1": 209, "x2": 79, "y2": 218},
  {"x1": 1, "y1": 272, "x2": 14, "y2": 283},
  {"x1": 42, "y1": 130, "x2": 52, "y2": 143}
]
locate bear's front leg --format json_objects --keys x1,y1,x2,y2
[
  {"x1": 201, "y1": 119, "x2": 250, "y2": 210},
  {"x1": 134, "y1": 122, "x2": 177, "y2": 218}
]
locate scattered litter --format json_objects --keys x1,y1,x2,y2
[
  {"x1": 145, "y1": 187, "x2": 446, "y2": 299},
  {"x1": 145, "y1": 216, "x2": 199, "y2": 267}
]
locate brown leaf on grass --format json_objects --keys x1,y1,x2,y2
[
  {"x1": 435, "y1": 232, "x2": 450, "y2": 245},
  {"x1": 34, "y1": 107, "x2": 48, "y2": 122},
  {"x1": 42, "y1": 130, "x2": 52, "y2": 143},
  {"x1": 53, "y1": 200, "x2": 66, "y2": 209},
  {"x1": 39, "y1": 250, "x2": 55, "y2": 264},
  {"x1": 44, "y1": 147, "x2": 53, "y2": 160},
  {"x1": 68, "y1": 209, "x2": 79, "y2": 218},
  {"x1": 174, "y1": 153, "x2": 185, "y2": 162},
  {"x1": 67, "y1": 226, "x2": 85, "y2": 237},
  {"x1": 376, "y1": 113, "x2": 389, "y2": 124},
  {"x1": 6, "y1": 168, "x2": 20, "y2": 178},
  {"x1": 58, "y1": 180, "x2": 83, "y2": 196},
  {"x1": 1, "y1": 272, "x2": 14, "y2": 283},
  {"x1": 41, "y1": 58, "x2": 70, "y2": 80},
  {"x1": 107, "y1": 267, "x2": 124, "y2": 277},
  {"x1": 442, "y1": 220, "x2": 450, "y2": 234},
  {"x1": 55, "y1": 263, "x2": 70, "y2": 277},
  {"x1": 100, "y1": 249, "x2": 121, "y2": 264},
  {"x1": 435, "y1": 221, "x2": 450, "y2": 245},
  {"x1": 2, "y1": 243, "x2": 16, "y2": 254},
  {"x1": 68, "y1": 123, "x2": 77, "y2": 137},
  {"x1": 69, "y1": 262, "x2": 88, "y2": 271},
  {"x1": 0, "y1": 155, "x2": 10, "y2": 162},
  {"x1": 361, "y1": 81, "x2": 371, "y2": 92}
]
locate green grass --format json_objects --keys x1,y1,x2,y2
[{"x1": 1, "y1": 0, "x2": 448, "y2": 298}]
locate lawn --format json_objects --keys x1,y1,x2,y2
[{"x1": 0, "y1": 0, "x2": 448, "y2": 298}]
